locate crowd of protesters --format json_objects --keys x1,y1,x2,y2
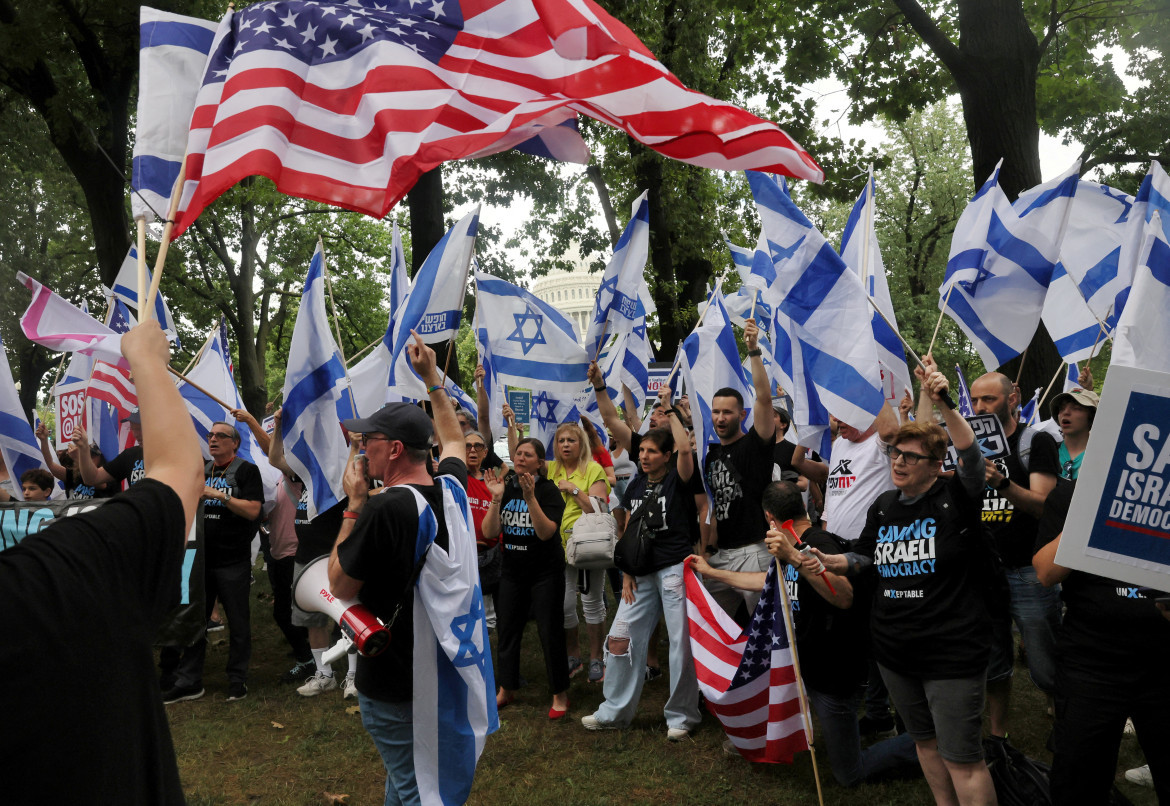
[{"x1": 5, "y1": 319, "x2": 1168, "y2": 806}]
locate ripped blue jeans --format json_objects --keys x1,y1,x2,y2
[{"x1": 590, "y1": 561, "x2": 701, "y2": 731}]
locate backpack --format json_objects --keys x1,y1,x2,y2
[{"x1": 983, "y1": 736, "x2": 1051, "y2": 806}]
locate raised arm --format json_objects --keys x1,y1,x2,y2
[
  {"x1": 917, "y1": 355, "x2": 973, "y2": 451},
  {"x1": 744, "y1": 319, "x2": 775, "y2": 442},
  {"x1": 622, "y1": 385, "x2": 644, "y2": 433},
  {"x1": 520, "y1": 473, "x2": 559, "y2": 541},
  {"x1": 662, "y1": 385, "x2": 693, "y2": 484},
  {"x1": 35, "y1": 423, "x2": 67, "y2": 481},
  {"x1": 474, "y1": 364, "x2": 494, "y2": 443},
  {"x1": 73, "y1": 425, "x2": 115, "y2": 488},
  {"x1": 874, "y1": 399, "x2": 900, "y2": 445},
  {"x1": 408, "y1": 330, "x2": 464, "y2": 464},
  {"x1": 589, "y1": 360, "x2": 632, "y2": 453},
  {"x1": 480, "y1": 467, "x2": 506, "y2": 539},
  {"x1": 265, "y1": 408, "x2": 295, "y2": 478},
  {"x1": 231, "y1": 407, "x2": 270, "y2": 455},
  {"x1": 121, "y1": 322, "x2": 205, "y2": 539}
]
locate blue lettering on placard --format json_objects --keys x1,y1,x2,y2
[
  {"x1": 1089, "y1": 390, "x2": 1170, "y2": 566},
  {"x1": 414, "y1": 310, "x2": 459, "y2": 336},
  {"x1": 180, "y1": 547, "x2": 197, "y2": 604}
]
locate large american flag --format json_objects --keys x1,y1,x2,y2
[
  {"x1": 171, "y1": 0, "x2": 823, "y2": 238},
  {"x1": 685, "y1": 561, "x2": 811, "y2": 764}
]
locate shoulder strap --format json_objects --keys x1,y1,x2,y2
[{"x1": 1017, "y1": 426, "x2": 1035, "y2": 474}]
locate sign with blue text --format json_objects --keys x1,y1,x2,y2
[
  {"x1": 506, "y1": 388, "x2": 531, "y2": 425},
  {"x1": 1058, "y1": 365, "x2": 1170, "y2": 589}
]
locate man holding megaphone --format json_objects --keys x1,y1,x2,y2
[{"x1": 325, "y1": 330, "x2": 483, "y2": 806}]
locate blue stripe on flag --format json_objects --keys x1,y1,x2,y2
[
  {"x1": 947, "y1": 290, "x2": 1019, "y2": 368},
  {"x1": 140, "y1": 18, "x2": 217, "y2": 51},
  {"x1": 1078, "y1": 247, "x2": 1120, "y2": 300},
  {"x1": 288, "y1": 433, "x2": 341, "y2": 513},
  {"x1": 131, "y1": 155, "x2": 182, "y2": 200},
  {"x1": 492, "y1": 355, "x2": 591, "y2": 384},
  {"x1": 800, "y1": 340, "x2": 883, "y2": 411},
  {"x1": 986, "y1": 211, "x2": 1054, "y2": 286},
  {"x1": 778, "y1": 242, "x2": 847, "y2": 327},
  {"x1": 1016, "y1": 172, "x2": 1079, "y2": 218}
]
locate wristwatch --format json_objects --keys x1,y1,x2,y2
[
  {"x1": 995, "y1": 476, "x2": 1011, "y2": 492},
  {"x1": 571, "y1": 487, "x2": 580, "y2": 496}
]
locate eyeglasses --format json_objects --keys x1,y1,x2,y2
[
  {"x1": 361, "y1": 433, "x2": 391, "y2": 445},
  {"x1": 884, "y1": 445, "x2": 933, "y2": 465},
  {"x1": 208, "y1": 431, "x2": 235, "y2": 441},
  {"x1": 465, "y1": 442, "x2": 486, "y2": 451}
]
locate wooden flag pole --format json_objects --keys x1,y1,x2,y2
[
  {"x1": 1014, "y1": 348, "x2": 1029, "y2": 386},
  {"x1": 1039, "y1": 361, "x2": 1067, "y2": 413},
  {"x1": 771, "y1": 555, "x2": 826, "y2": 806},
  {"x1": 346, "y1": 337, "x2": 382, "y2": 368},
  {"x1": 167, "y1": 365, "x2": 233, "y2": 410},
  {"x1": 863, "y1": 296, "x2": 957, "y2": 410},
  {"x1": 927, "y1": 282, "x2": 956, "y2": 358},
  {"x1": 136, "y1": 217, "x2": 150, "y2": 322},
  {"x1": 319, "y1": 237, "x2": 357, "y2": 417},
  {"x1": 143, "y1": 158, "x2": 188, "y2": 322},
  {"x1": 182, "y1": 328, "x2": 217, "y2": 376},
  {"x1": 592, "y1": 319, "x2": 611, "y2": 363}
]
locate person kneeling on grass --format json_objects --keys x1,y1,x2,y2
[
  {"x1": 581, "y1": 385, "x2": 702, "y2": 741},
  {"x1": 689, "y1": 480, "x2": 921, "y2": 787}
]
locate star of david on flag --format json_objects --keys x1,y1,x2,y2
[{"x1": 507, "y1": 310, "x2": 547, "y2": 355}]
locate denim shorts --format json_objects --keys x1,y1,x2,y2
[{"x1": 878, "y1": 663, "x2": 987, "y2": 764}]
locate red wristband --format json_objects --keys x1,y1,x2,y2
[{"x1": 342, "y1": 510, "x2": 360, "y2": 520}]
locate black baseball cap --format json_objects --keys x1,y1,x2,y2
[
  {"x1": 343, "y1": 402, "x2": 433, "y2": 449},
  {"x1": 122, "y1": 409, "x2": 141, "y2": 424}
]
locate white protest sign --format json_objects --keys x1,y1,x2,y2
[
  {"x1": 1057, "y1": 365, "x2": 1170, "y2": 589},
  {"x1": 54, "y1": 380, "x2": 88, "y2": 450}
]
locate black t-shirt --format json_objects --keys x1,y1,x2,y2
[
  {"x1": 1035, "y1": 480, "x2": 1170, "y2": 698},
  {"x1": 773, "y1": 440, "x2": 800, "y2": 483},
  {"x1": 787, "y1": 526, "x2": 871, "y2": 697},
  {"x1": 64, "y1": 467, "x2": 115, "y2": 500},
  {"x1": 857, "y1": 474, "x2": 994, "y2": 679},
  {"x1": 337, "y1": 457, "x2": 467, "y2": 702},
  {"x1": 104, "y1": 446, "x2": 146, "y2": 488},
  {"x1": 704, "y1": 429, "x2": 775, "y2": 549},
  {"x1": 202, "y1": 459, "x2": 263, "y2": 567},
  {"x1": 983, "y1": 425, "x2": 1059, "y2": 569},
  {"x1": 289, "y1": 477, "x2": 348, "y2": 563},
  {"x1": 498, "y1": 474, "x2": 566, "y2": 576},
  {"x1": 620, "y1": 468, "x2": 698, "y2": 571},
  {"x1": 0, "y1": 479, "x2": 186, "y2": 804},
  {"x1": 481, "y1": 444, "x2": 504, "y2": 472}
]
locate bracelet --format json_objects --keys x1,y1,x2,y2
[
  {"x1": 747, "y1": 348, "x2": 762, "y2": 357},
  {"x1": 664, "y1": 407, "x2": 677, "y2": 417},
  {"x1": 342, "y1": 510, "x2": 360, "y2": 520},
  {"x1": 593, "y1": 384, "x2": 606, "y2": 392},
  {"x1": 427, "y1": 384, "x2": 443, "y2": 394},
  {"x1": 995, "y1": 476, "x2": 1011, "y2": 492}
]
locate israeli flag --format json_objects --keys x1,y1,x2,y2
[
  {"x1": 1063, "y1": 362, "x2": 1081, "y2": 393},
  {"x1": 941, "y1": 160, "x2": 1058, "y2": 371},
  {"x1": 0, "y1": 335, "x2": 49, "y2": 502},
  {"x1": 349, "y1": 228, "x2": 412, "y2": 417},
  {"x1": 131, "y1": 7, "x2": 218, "y2": 222},
  {"x1": 402, "y1": 478, "x2": 498, "y2": 806},
  {"x1": 388, "y1": 209, "x2": 479, "y2": 394},
  {"x1": 747, "y1": 170, "x2": 885, "y2": 443},
  {"x1": 585, "y1": 191, "x2": 650, "y2": 359},
  {"x1": 1112, "y1": 212, "x2": 1170, "y2": 373},
  {"x1": 679, "y1": 289, "x2": 753, "y2": 498},
  {"x1": 840, "y1": 173, "x2": 912, "y2": 403},
  {"x1": 109, "y1": 246, "x2": 181, "y2": 346},
  {"x1": 179, "y1": 325, "x2": 282, "y2": 509},
  {"x1": 280, "y1": 244, "x2": 350, "y2": 520},
  {"x1": 474, "y1": 271, "x2": 589, "y2": 456},
  {"x1": 1019, "y1": 387, "x2": 1042, "y2": 427},
  {"x1": 1114, "y1": 161, "x2": 1170, "y2": 325},
  {"x1": 17, "y1": 273, "x2": 126, "y2": 368},
  {"x1": 1013, "y1": 163, "x2": 1108, "y2": 363}
]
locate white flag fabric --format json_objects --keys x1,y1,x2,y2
[
  {"x1": 388, "y1": 209, "x2": 479, "y2": 394},
  {"x1": 403, "y1": 478, "x2": 498, "y2": 806},
  {"x1": 584, "y1": 191, "x2": 650, "y2": 359},
  {"x1": 940, "y1": 160, "x2": 1058, "y2": 371},
  {"x1": 280, "y1": 244, "x2": 350, "y2": 520},
  {"x1": 0, "y1": 335, "x2": 50, "y2": 502},
  {"x1": 747, "y1": 170, "x2": 884, "y2": 445},
  {"x1": 1112, "y1": 212, "x2": 1170, "y2": 373},
  {"x1": 839, "y1": 175, "x2": 912, "y2": 403},
  {"x1": 475, "y1": 271, "x2": 589, "y2": 455},
  {"x1": 108, "y1": 246, "x2": 181, "y2": 344},
  {"x1": 132, "y1": 7, "x2": 218, "y2": 221},
  {"x1": 17, "y1": 273, "x2": 127, "y2": 369}
]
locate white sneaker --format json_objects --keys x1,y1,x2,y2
[
  {"x1": 342, "y1": 673, "x2": 358, "y2": 700},
  {"x1": 581, "y1": 715, "x2": 617, "y2": 731},
  {"x1": 297, "y1": 671, "x2": 337, "y2": 697},
  {"x1": 667, "y1": 727, "x2": 690, "y2": 741},
  {"x1": 1125, "y1": 764, "x2": 1153, "y2": 788}
]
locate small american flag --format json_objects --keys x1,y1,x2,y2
[
  {"x1": 87, "y1": 300, "x2": 138, "y2": 417},
  {"x1": 685, "y1": 561, "x2": 810, "y2": 763},
  {"x1": 171, "y1": 0, "x2": 822, "y2": 238}
]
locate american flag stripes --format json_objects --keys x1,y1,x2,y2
[
  {"x1": 87, "y1": 362, "x2": 138, "y2": 418},
  {"x1": 171, "y1": 0, "x2": 821, "y2": 238},
  {"x1": 685, "y1": 561, "x2": 811, "y2": 764}
]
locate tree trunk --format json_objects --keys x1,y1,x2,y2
[
  {"x1": 406, "y1": 167, "x2": 445, "y2": 275},
  {"x1": 17, "y1": 342, "x2": 54, "y2": 419}
]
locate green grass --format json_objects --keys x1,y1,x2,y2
[{"x1": 167, "y1": 567, "x2": 1157, "y2": 805}]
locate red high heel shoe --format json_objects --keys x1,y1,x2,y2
[{"x1": 548, "y1": 699, "x2": 570, "y2": 720}]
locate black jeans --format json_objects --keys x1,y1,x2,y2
[
  {"x1": 265, "y1": 552, "x2": 311, "y2": 663},
  {"x1": 496, "y1": 567, "x2": 569, "y2": 695},
  {"x1": 1051, "y1": 677, "x2": 1170, "y2": 804},
  {"x1": 176, "y1": 560, "x2": 252, "y2": 687}
]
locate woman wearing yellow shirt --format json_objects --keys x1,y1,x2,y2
[{"x1": 549, "y1": 421, "x2": 611, "y2": 683}]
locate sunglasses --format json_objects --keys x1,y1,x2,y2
[
  {"x1": 207, "y1": 431, "x2": 235, "y2": 441},
  {"x1": 884, "y1": 445, "x2": 934, "y2": 465},
  {"x1": 465, "y1": 442, "x2": 486, "y2": 451}
]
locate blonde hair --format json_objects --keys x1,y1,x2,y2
[{"x1": 551, "y1": 421, "x2": 591, "y2": 470}]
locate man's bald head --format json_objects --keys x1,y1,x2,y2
[{"x1": 970, "y1": 372, "x2": 1018, "y2": 427}]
